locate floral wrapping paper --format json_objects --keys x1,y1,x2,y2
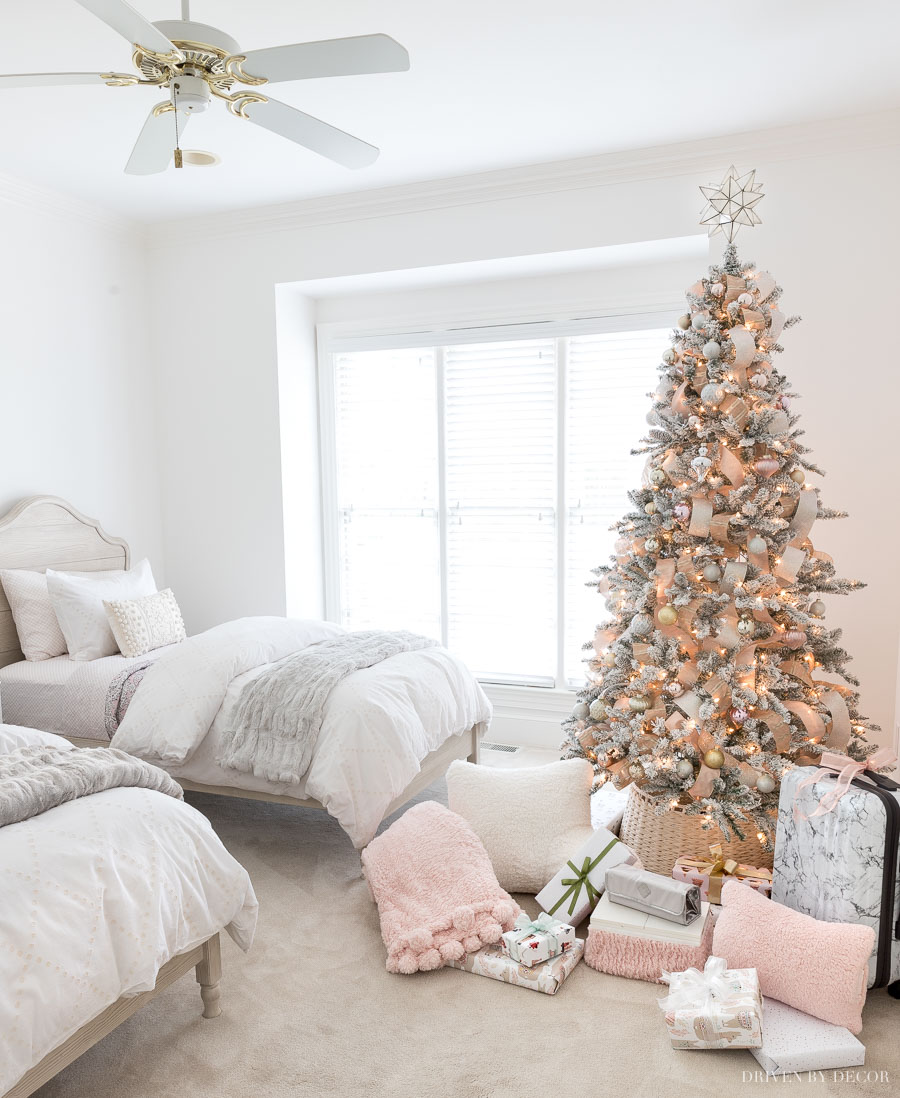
[
  {"x1": 500, "y1": 913, "x2": 577, "y2": 968},
  {"x1": 446, "y1": 937, "x2": 584, "y2": 995},
  {"x1": 662, "y1": 963, "x2": 763, "y2": 1049}
]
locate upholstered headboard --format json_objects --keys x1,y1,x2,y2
[{"x1": 0, "y1": 496, "x2": 129, "y2": 668}]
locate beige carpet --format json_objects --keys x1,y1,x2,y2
[{"x1": 37, "y1": 781, "x2": 899, "y2": 1098}]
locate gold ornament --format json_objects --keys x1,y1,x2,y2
[
  {"x1": 644, "y1": 501, "x2": 657, "y2": 515},
  {"x1": 789, "y1": 468, "x2": 806, "y2": 484},
  {"x1": 628, "y1": 695, "x2": 650, "y2": 712},
  {"x1": 657, "y1": 605, "x2": 678, "y2": 626},
  {"x1": 703, "y1": 748, "x2": 725, "y2": 769}
]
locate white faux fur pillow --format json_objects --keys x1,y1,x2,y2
[{"x1": 446, "y1": 758, "x2": 595, "y2": 893}]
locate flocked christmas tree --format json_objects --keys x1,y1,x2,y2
[{"x1": 561, "y1": 167, "x2": 879, "y2": 847}]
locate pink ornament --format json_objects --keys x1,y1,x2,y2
[
  {"x1": 674, "y1": 503, "x2": 691, "y2": 521},
  {"x1": 730, "y1": 706, "x2": 748, "y2": 726},
  {"x1": 753, "y1": 456, "x2": 779, "y2": 476},
  {"x1": 783, "y1": 628, "x2": 807, "y2": 649},
  {"x1": 777, "y1": 395, "x2": 791, "y2": 411}
]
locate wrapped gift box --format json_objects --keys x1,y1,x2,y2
[
  {"x1": 659, "y1": 956, "x2": 763, "y2": 1049},
  {"x1": 672, "y1": 843, "x2": 772, "y2": 904},
  {"x1": 585, "y1": 892, "x2": 713, "y2": 983},
  {"x1": 752, "y1": 998, "x2": 865, "y2": 1074},
  {"x1": 500, "y1": 913, "x2": 577, "y2": 968},
  {"x1": 446, "y1": 937, "x2": 583, "y2": 995},
  {"x1": 535, "y1": 827, "x2": 639, "y2": 926}
]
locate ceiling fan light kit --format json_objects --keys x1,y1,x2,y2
[{"x1": 0, "y1": 0, "x2": 410, "y2": 176}]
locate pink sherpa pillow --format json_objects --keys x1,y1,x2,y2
[
  {"x1": 712, "y1": 880, "x2": 875, "y2": 1033},
  {"x1": 361, "y1": 801, "x2": 521, "y2": 974}
]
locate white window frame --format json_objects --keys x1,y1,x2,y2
[{"x1": 316, "y1": 298, "x2": 681, "y2": 702}]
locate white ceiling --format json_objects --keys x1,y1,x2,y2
[{"x1": 1, "y1": 0, "x2": 897, "y2": 222}]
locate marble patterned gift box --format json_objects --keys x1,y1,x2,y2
[
  {"x1": 673, "y1": 844, "x2": 772, "y2": 904},
  {"x1": 500, "y1": 913, "x2": 577, "y2": 968},
  {"x1": 751, "y1": 998, "x2": 865, "y2": 1075},
  {"x1": 659, "y1": 956, "x2": 763, "y2": 1049},
  {"x1": 446, "y1": 937, "x2": 583, "y2": 995}
]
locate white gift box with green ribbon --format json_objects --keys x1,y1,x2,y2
[{"x1": 534, "y1": 827, "x2": 640, "y2": 926}]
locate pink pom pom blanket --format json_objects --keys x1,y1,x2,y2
[{"x1": 361, "y1": 801, "x2": 521, "y2": 974}]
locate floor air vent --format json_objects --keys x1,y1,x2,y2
[{"x1": 481, "y1": 742, "x2": 519, "y2": 753}]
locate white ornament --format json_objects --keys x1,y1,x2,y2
[
  {"x1": 750, "y1": 372, "x2": 769, "y2": 388},
  {"x1": 702, "y1": 340, "x2": 721, "y2": 359},
  {"x1": 631, "y1": 613, "x2": 653, "y2": 636},
  {"x1": 691, "y1": 444, "x2": 713, "y2": 481},
  {"x1": 756, "y1": 773, "x2": 776, "y2": 795},
  {"x1": 676, "y1": 759, "x2": 695, "y2": 779},
  {"x1": 702, "y1": 563, "x2": 722, "y2": 582},
  {"x1": 691, "y1": 313, "x2": 708, "y2": 331},
  {"x1": 747, "y1": 536, "x2": 767, "y2": 555},
  {"x1": 572, "y1": 702, "x2": 590, "y2": 720},
  {"x1": 644, "y1": 537, "x2": 660, "y2": 553},
  {"x1": 809, "y1": 599, "x2": 826, "y2": 617},
  {"x1": 700, "y1": 383, "x2": 725, "y2": 406},
  {"x1": 737, "y1": 292, "x2": 754, "y2": 306},
  {"x1": 710, "y1": 282, "x2": 725, "y2": 296}
]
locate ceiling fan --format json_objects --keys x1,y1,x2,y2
[{"x1": 0, "y1": 0, "x2": 410, "y2": 174}]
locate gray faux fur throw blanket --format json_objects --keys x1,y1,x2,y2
[
  {"x1": 0, "y1": 744, "x2": 183, "y2": 828},
  {"x1": 219, "y1": 630, "x2": 439, "y2": 784}
]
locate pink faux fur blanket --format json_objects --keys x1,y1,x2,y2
[{"x1": 361, "y1": 801, "x2": 521, "y2": 974}]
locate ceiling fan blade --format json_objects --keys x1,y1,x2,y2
[
  {"x1": 125, "y1": 105, "x2": 189, "y2": 175},
  {"x1": 236, "y1": 34, "x2": 410, "y2": 84},
  {"x1": 74, "y1": 0, "x2": 182, "y2": 57},
  {"x1": 242, "y1": 97, "x2": 379, "y2": 168},
  {"x1": 0, "y1": 72, "x2": 114, "y2": 87}
]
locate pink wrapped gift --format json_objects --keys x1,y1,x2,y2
[{"x1": 672, "y1": 844, "x2": 772, "y2": 904}]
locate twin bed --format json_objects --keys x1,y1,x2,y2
[
  {"x1": 0, "y1": 494, "x2": 489, "y2": 1095},
  {"x1": 0, "y1": 495, "x2": 488, "y2": 848}
]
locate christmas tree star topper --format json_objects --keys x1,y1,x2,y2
[{"x1": 700, "y1": 166, "x2": 765, "y2": 242}]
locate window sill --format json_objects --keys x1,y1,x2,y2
[{"x1": 480, "y1": 682, "x2": 575, "y2": 717}]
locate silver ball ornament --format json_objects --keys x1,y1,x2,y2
[
  {"x1": 674, "y1": 503, "x2": 691, "y2": 522},
  {"x1": 572, "y1": 702, "x2": 590, "y2": 721},
  {"x1": 710, "y1": 281, "x2": 725, "y2": 296},
  {"x1": 691, "y1": 313, "x2": 708, "y2": 331},
  {"x1": 729, "y1": 706, "x2": 748, "y2": 726},
  {"x1": 747, "y1": 536, "x2": 767, "y2": 555},
  {"x1": 665, "y1": 679, "x2": 684, "y2": 698},
  {"x1": 589, "y1": 698, "x2": 607, "y2": 721},
  {"x1": 644, "y1": 537, "x2": 660, "y2": 554},
  {"x1": 702, "y1": 340, "x2": 721, "y2": 359},
  {"x1": 676, "y1": 759, "x2": 695, "y2": 779},
  {"x1": 750, "y1": 373, "x2": 769, "y2": 389},
  {"x1": 700, "y1": 383, "x2": 725, "y2": 406},
  {"x1": 662, "y1": 349, "x2": 679, "y2": 365},
  {"x1": 632, "y1": 613, "x2": 653, "y2": 636},
  {"x1": 756, "y1": 773, "x2": 776, "y2": 795},
  {"x1": 737, "y1": 292, "x2": 754, "y2": 306},
  {"x1": 702, "y1": 563, "x2": 722, "y2": 582},
  {"x1": 602, "y1": 650, "x2": 616, "y2": 668},
  {"x1": 809, "y1": 599, "x2": 826, "y2": 618},
  {"x1": 677, "y1": 314, "x2": 692, "y2": 330},
  {"x1": 650, "y1": 468, "x2": 666, "y2": 485},
  {"x1": 737, "y1": 616, "x2": 755, "y2": 636}
]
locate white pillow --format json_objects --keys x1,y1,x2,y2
[
  {"x1": 46, "y1": 559, "x2": 157, "y2": 661},
  {"x1": 104, "y1": 588, "x2": 186, "y2": 658},
  {"x1": 446, "y1": 758, "x2": 596, "y2": 893},
  {"x1": 0, "y1": 569, "x2": 67, "y2": 661}
]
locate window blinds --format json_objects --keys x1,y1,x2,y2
[{"x1": 328, "y1": 324, "x2": 666, "y2": 689}]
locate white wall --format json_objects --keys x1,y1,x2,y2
[
  {"x1": 0, "y1": 177, "x2": 163, "y2": 574},
  {"x1": 147, "y1": 111, "x2": 900, "y2": 749}
]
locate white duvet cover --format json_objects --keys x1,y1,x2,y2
[
  {"x1": 0, "y1": 725, "x2": 258, "y2": 1096},
  {"x1": 111, "y1": 617, "x2": 492, "y2": 848}
]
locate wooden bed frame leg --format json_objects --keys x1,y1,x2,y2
[
  {"x1": 468, "y1": 723, "x2": 481, "y2": 765},
  {"x1": 196, "y1": 934, "x2": 222, "y2": 1019}
]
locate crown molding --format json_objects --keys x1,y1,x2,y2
[
  {"x1": 0, "y1": 169, "x2": 140, "y2": 241},
  {"x1": 150, "y1": 108, "x2": 900, "y2": 248}
]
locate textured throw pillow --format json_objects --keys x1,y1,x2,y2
[
  {"x1": 712, "y1": 879, "x2": 876, "y2": 1034},
  {"x1": 104, "y1": 588, "x2": 186, "y2": 658},
  {"x1": 46, "y1": 559, "x2": 157, "y2": 661},
  {"x1": 0, "y1": 569, "x2": 67, "y2": 661},
  {"x1": 446, "y1": 758, "x2": 595, "y2": 893}
]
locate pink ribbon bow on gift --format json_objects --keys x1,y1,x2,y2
[{"x1": 794, "y1": 748, "x2": 898, "y2": 820}]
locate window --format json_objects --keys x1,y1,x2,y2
[{"x1": 322, "y1": 318, "x2": 669, "y2": 689}]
